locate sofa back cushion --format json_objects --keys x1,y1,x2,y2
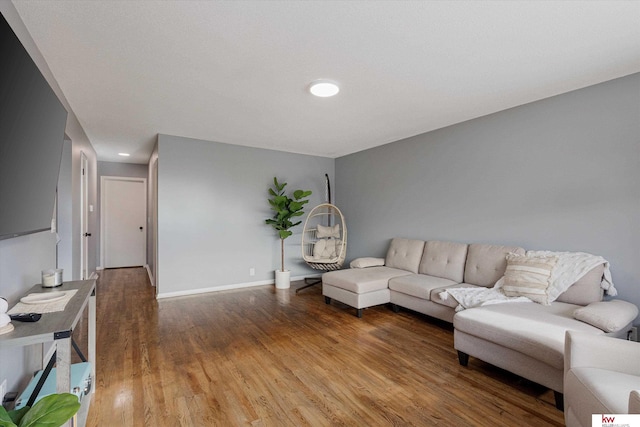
[
  {"x1": 556, "y1": 263, "x2": 605, "y2": 305},
  {"x1": 464, "y1": 243, "x2": 525, "y2": 287},
  {"x1": 419, "y1": 241, "x2": 468, "y2": 283},
  {"x1": 385, "y1": 238, "x2": 425, "y2": 273}
]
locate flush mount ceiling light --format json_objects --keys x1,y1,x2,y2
[
  {"x1": 309, "y1": 80, "x2": 340, "y2": 97},
  {"x1": 118, "y1": 152, "x2": 130, "y2": 157}
]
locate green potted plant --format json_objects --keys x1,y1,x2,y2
[
  {"x1": 265, "y1": 177, "x2": 312, "y2": 289},
  {"x1": 0, "y1": 393, "x2": 80, "y2": 427}
]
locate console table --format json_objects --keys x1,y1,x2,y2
[{"x1": 0, "y1": 279, "x2": 96, "y2": 427}]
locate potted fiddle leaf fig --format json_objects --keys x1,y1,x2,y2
[
  {"x1": 265, "y1": 177, "x2": 312, "y2": 289},
  {"x1": 0, "y1": 393, "x2": 80, "y2": 427}
]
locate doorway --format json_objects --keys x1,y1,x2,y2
[{"x1": 101, "y1": 176, "x2": 147, "y2": 268}]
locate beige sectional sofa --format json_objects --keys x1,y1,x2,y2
[{"x1": 322, "y1": 238, "x2": 639, "y2": 410}]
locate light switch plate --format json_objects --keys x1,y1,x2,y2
[{"x1": 0, "y1": 379, "x2": 6, "y2": 405}]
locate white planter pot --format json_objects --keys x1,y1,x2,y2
[{"x1": 275, "y1": 270, "x2": 291, "y2": 289}]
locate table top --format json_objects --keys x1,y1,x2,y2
[{"x1": 0, "y1": 279, "x2": 96, "y2": 348}]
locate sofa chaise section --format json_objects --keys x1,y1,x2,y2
[
  {"x1": 322, "y1": 238, "x2": 423, "y2": 317},
  {"x1": 454, "y1": 264, "x2": 637, "y2": 410}
]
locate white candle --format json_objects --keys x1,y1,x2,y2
[{"x1": 42, "y1": 270, "x2": 55, "y2": 287}]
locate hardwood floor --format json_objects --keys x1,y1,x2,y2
[{"x1": 86, "y1": 268, "x2": 564, "y2": 426}]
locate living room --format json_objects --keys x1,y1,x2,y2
[{"x1": 0, "y1": 1, "x2": 638, "y2": 426}]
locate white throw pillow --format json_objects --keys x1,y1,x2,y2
[
  {"x1": 573, "y1": 300, "x2": 639, "y2": 332},
  {"x1": 316, "y1": 224, "x2": 340, "y2": 239},
  {"x1": 313, "y1": 239, "x2": 340, "y2": 260},
  {"x1": 502, "y1": 253, "x2": 558, "y2": 305}
]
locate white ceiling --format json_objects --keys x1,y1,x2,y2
[{"x1": 12, "y1": 1, "x2": 640, "y2": 164}]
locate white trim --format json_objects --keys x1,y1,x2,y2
[
  {"x1": 145, "y1": 264, "x2": 155, "y2": 286},
  {"x1": 100, "y1": 175, "x2": 147, "y2": 268},
  {"x1": 155, "y1": 274, "x2": 320, "y2": 299},
  {"x1": 96, "y1": 266, "x2": 104, "y2": 271}
]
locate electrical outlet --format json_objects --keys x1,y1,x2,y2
[
  {"x1": 0, "y1": 379, "x2": 6, "y2": 405},
  {"x1": 630, "y1": 326, "x2": 638, "y2": 342},
  {"x1": 249, "y1": 268, "x2": 255, "y2": 276}
]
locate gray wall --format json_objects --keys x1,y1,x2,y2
[
  {"x1": 0, "y1": 2, "x2": 99, "y2": 396},
  {"x1": 157, "y1": 134, "x2": 334, "y2": 296},
  {"x1": 97, "y1": 161, "x2": 148, "y2": 182},
  {"x1": 336, "y1": 72, "x2": 640, "y2": 314},
  {"x1": 96, "y1": 161, "x2": 149, "y2": 267},
  {"x1": 0, "y1": 232, "x2": 56, "y2": 396}
]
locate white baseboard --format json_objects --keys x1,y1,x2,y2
[
  {"x1": 156, "y1": 274, "x2": 321, "y2": 299},
  {"x1": 96, "y1": 266, "x2": 104, "y2": 271}
]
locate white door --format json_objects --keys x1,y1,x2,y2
[{"x1": 102, "y1": 177, "x2": 147, "y2": 268}]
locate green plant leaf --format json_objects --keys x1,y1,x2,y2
[
  {"x1": 18, "y1": 393, "x2": 80, "y2": 427},
  {"x1": 7, "y1": 406, "x2": 28, "y2": 425},
  {"x1": 273, "y1": 195, "x2": 288, "y2": 205},
  {"x1": 279, "y1": 230, "x2": 292, "y2": 239},
  {"x1": 289, "y1": 201, "x2": 303, "y2": 212},
  {"x1": 293, "y1": 190, "x2": 312, "y2": 200},
  {"x1": 0, "y1": 406, "x2": 17, "y2": 427},
  {"x1": 273, "y1": 177, "x2": 286, "y2": 192}
]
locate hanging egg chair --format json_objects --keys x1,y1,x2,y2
[{"x1": 297, "y1": 174, "x2": 347, "y2": 293}]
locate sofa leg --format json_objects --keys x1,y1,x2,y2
[
  {"x1": 554, "y1": 391, "x2": 564, "y2": 411},
  {"x1": 457, "y1": 351, "x2": 469, "y2": 366},
  {"x1": 356, "y1": 308, "x2": 363, "y2": 318},
  {"x1": 390, "y1": 303, "x2": 400, "y2": 313},
  {"x1": 324, "y1": 296, "x2": 331, "y2": 304}
]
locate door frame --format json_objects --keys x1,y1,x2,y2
[
  {"x1": 80, "y1": 152, "x2": 89, "y2": 279},
  {"x1": 100, "y1": 176, "x2": 148, "y2": 269},
  {"x1": 151, "y1": 157, "x2": 158, "y2": 291}
]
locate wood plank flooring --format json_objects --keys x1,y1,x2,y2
[{"x1": 86, "y1": 268, "x2": 565, "y2": 426}]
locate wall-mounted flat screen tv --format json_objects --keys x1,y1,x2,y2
[{"x1": 0, "y1": 12, "x2": 67, "y2": 240}]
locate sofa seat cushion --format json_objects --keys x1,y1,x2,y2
[
  {"x1": 322, "y1": 267, "x2": 410, "y2": 294},
  {"x1": 453, "y1": 302, "x2": 604, "y2": 370},
  {"x1": 389, "y1": 274, "x2": 458, "y2": 300},
  {"x1": 431, "y1": 284, "x2": 483, "y2": 308},
  {"x1": 566, "y1": 367, "x2": 639, "y2": 415}
]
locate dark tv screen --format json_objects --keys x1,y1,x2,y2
[{"x1": 0, "y1": 12, "x2": 67, "y2": 240}]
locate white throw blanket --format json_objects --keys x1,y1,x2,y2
[
  {"x1": 440, "y1": 250, "x2": 616, "y2": 311},
  {"x1": 521, "y1": 250, "x2": 616, "y2": 298},
  {"x1": 439, "y1": 287, "x2": 531, "y2": 312}
]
